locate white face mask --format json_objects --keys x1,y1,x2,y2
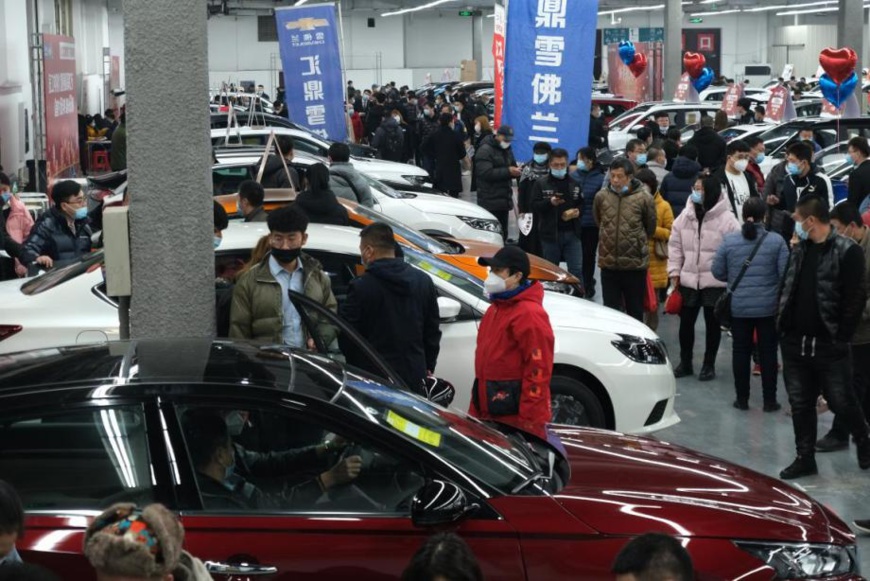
[
  {"x1": 474, "y1": 123, "x2": 481, "y2": 134},
  {"x1": 484, "y1": 272, "x2": 507, "y2": 295},
  {"x1": 733, "y1": 159, "x2": 749, "y2": 172},
  {"x1": 499, "y1": 140, "x2": 511, "y2": 150}
]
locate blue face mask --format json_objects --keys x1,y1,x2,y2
[
  {"x1": 690, "y1": 190, "x2": 703, "y2": 205},
  {"x1": 576, "y1": 160, "x2": 587, "y2": 172},
  {"x1": 635, "y1": 153, "x2": 648, "y2": 166},
  {"x1": 755, "y1": 152, "x2": 765, "y2": 164},
  {"x1": 794, "y1": 219, "x2": 810, "y2": 240},
  {"x1": 213, "y1": 236, "x2": 222, "y2": 249},
  {"x1": 551, "y1": 168, "x2": 567, "y2": 179},
  {"x1": 533, "y1": 153, "x2": 548, "y2": 164},
  {"x1": 74, "y1": 206, "x2": 88, "y2": 220},
  {"x1": 0, "y1": 192, "x2": 10, "y2": 204},
  {"x1": 786, "y1": 162, "x2": 801, "y2": 176},
  {"x1": 620, "y1": 185, "x2": 629, "y2": 194}
]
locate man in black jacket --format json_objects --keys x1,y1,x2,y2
[
  {"x1": 777, "y1": 141, "x2": 834, "y2": 212},
  {"x1": 530, "y1": 148, "x2": 583, "y2": 281},
  {"x1": 340, "y1": 222, "x2": 441, "y2": 394},
  {"x1": 686, "y1": 115, "x2": 726, "y2": 173},
  {"x1": 588, "y1": 103, "x2": 608, "y2": 150},
  {"x1": 261, "y1": 135, "x2": 301, "y2": 191},
  {"x1": 475, "y1": 125, "x2": 521, "y2": 239},
  {"x1": 517, "y1": 142, "x2": 552, "y2": 255},
  {"x1": 777, "y1": 196, "x2": 870, "y2": 480},
  {"x1": 712, "y1": 139, "x2": 759, "y2": 218},
  {"x1": 21, "y1": 180, "x2": 92, "y2": 269},
  {"x1": 845, "y1": 136, "x2": 870, "y2": 210},
  {"x1": 422, "y1": 113, "x2": 466, "y2": 197}
]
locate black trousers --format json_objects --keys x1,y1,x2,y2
[
  {"x1": 678, "y1": 302, "x2": 721, "y2": 367},
  {"x1": 781, "y1": 336, "x2": 870, "y2": 457},
  {"x1": 580, "y1": 226, "x2": 599, "y2": 293},
  {"x1": 731, "y1": 316, "x2": 778, "y2": 403},
  {"x1": 490, "y1": 210, "x2": 509, "y2": 242},
  {"x1": 601, "y1": 268, "x2": 646, "y2": 322},
  {"x1": 829, "y1": 342, "x2": 870, "y2": 441}
]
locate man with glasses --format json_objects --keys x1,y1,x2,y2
[
  {"x1": 229, "y1": 205, "x2": 337, "y2": 347},
  {"x1": 20, "y1": 180, "x2": 93, "y2": 270}
]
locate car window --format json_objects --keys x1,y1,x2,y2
[
  {"x1": 610, "y1": 113, "x2": 642, "y2": 131},
  {"x1": 0, "y1": 405, "x2": 154, "y2": 510},
  {"x1": 176, "y1": 404, "x2": 426, "y2": 514},
  {"x1": 348, "y1": 201, "x2": 450, "y2": 254},
  {"x1": 291, "y1": 137, "x2": 328, "y2": 157},
  {"x1": 213, "y1": 166, "x2": 254, "y2": 196}
]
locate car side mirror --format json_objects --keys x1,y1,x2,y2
[
  {"x1": 437, "y1": 297, "x2": 461, "y2": 322},
  {"x1": 411, "y1": 480, "x2": 478, "y2": 528}
]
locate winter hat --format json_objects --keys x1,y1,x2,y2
[{"x1": 83, "y1": 503, "x2": 184, "y2": 578}]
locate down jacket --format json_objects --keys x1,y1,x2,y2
[
  {"x1": 474, "y1": 135, "x2": 517, "y2": 213},
  {"x1": 328, "y1": 162, "x2": 374, "y2": 208},
  {"x1": 592, "y1": 179, "x2": 657, "y2": 270},
  {"x1": 667, "y1": 192, "x2": 740, "y2": 290},
  {"x1": 648, "y1": 191, "x2": 675, "y2": 289},
  {"x1": 660, "y1": 155, "x2": 701, "y2": 218},
  {"x1": 20, "y1": 207, "x2": 92, "y2": 266},
  {"x1": 571, "y1": 165, "x2": 605, "y2": 229},
  {"x1": 711, "y1": 224, "x2": 789, "y2": 318}
]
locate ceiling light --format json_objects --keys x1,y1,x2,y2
[
  {"x1": 692, "y1": 8, "x2": 741, "y2": 15},
  {"x1": 775, "y1": 5, "x2": 844, "y2": 14},
  {"x1": 295, "y1": 0, "x2": 309, "y2": 5},
  {"x1": 699, "y1": 0, "x2": 718, "y2": 3},
  {"x1": 744, "y1": 0, "x2": 835, "y2": 12},
  {"x1": 382, "y1": 0, "x2": 455, "y2": 17},
  {"x1": 599, "y1": 3, "x2": 664, "y2": 16}
]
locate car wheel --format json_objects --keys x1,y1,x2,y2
[{"x1": 550, "y1": 374, "x2": 606, "y2": 428}]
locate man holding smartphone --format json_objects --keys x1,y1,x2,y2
[{"x1": 530, "y1": 148, "x2": 583, "y2": 282}]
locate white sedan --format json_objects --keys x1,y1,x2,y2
[{"x1": 0, "y1": 223, "x2": 679, "y2": 435}]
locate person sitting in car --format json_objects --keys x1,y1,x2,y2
[{"x1": 183, "y1": 410, "x2": 362, "y2": 510}]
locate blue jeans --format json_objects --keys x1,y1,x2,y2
[{"x1": 541, "y1": 230, "x2": 582, "y2": 281}]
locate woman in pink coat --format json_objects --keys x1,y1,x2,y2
[
  {"x1": 1, "y1": 188, "x2": 35, "y2": 278},
  {"x1": 668, "y1": 176, "x2": 740, "y2": 381}
]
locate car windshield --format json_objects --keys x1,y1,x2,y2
[
  {"x1": 335, "y1": 376, "x2": 538, "y2": 493},
  {"x1": 359, "y1": 173, "x2": 413, "y2": 200},
  {"x1": 758, "y1": 123, "x2": 802, "y2": 155},
  {"x1": 21, "y1": 251, "x2": 104, "y2": 296},
  {"x1": 351, "y1": 202, "x2": 451, "y2": 255},
  {"x1": 610, "y1": 102, "x2": 655, "y2": 126},
  {"x1": 815, "y1": 144, "x2": 851, "y2": 174},
  {"x1": 611, "y1": 113, "x2": 642, "y2": 131},
  {"x1": 403, "y1": 245, "x2": 487, "y2": 301}
]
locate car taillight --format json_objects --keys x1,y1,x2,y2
[{"x1": 0, "y1": 325, "x2": 22, "y2": 341}]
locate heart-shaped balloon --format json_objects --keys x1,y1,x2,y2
[
  {"x1": 819, "y1": 71, "x2": 859, "y2": 108},
  {"x1": 628, "y1": 53, "x2": 648, "y2": 78},
  {"x1": 691, "y1": 67, "x2": 714, "y2": 93},
  {"x1": 683, "y1": 52, "x2": 706, "y2": 79},
  {"x1": 618, "y1": 41, "x2": 636, "y2": 66},
  {"x1": 819, "y1": 47, "x2": 857, "y2": 85}
]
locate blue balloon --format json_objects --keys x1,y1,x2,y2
[
  {"x1": 691, "y1": 67, "x2": 714, "y2": 93},
  {"x1": 819, "y1": 72, "x2": 858, "y2": 108},
  {"x1": 618, "y1": 41, "x2": 636, "y2": 66}
]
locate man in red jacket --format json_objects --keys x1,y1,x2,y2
[{"x1": 470, "y1": 246, "x2": 554, "y2": 438}]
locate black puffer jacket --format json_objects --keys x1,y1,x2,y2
[
  {"x1": 686, "y1": 127, "x2": 726, "y2": 172},
  {"x1": 20, "y1": 207, "x2": 92, "y2": 266},
  {"x1": 474, "y1": 135, "x2": 517, "y2": 212},
  {"x1": 260, "y1": 155, "x2": 301, "y2": 191},
  {"x1": 660, "y1": 156, "x2": 701, "y2": 218},
  {"x1": 339, "y1": 257, "x2": 441, "y2": 392},
  {"x1": 294, "y1": 188, "x2": 349, "y2": 227}
]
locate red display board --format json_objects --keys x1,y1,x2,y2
[
  {"x1": 673, "y1": 73, "x2": 699, "y2": 103},
  {"x1": 492, "y1": 4, "x2": 506, "y2": 128},
  {"x1": 42, "y1": 34, "x2": 79, "y2": 179},
  {"x1": 764, "y1": 85, "x2": 796, "y2": 123},
  {"x1": 721, "y1": 83, "x2": 744, "y2": 118}
]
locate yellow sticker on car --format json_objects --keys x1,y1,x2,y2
[
  {"x1": 417, "y1": 261, "x2": 453, "y2": 282},
  {"x1": 385, "y1": 410, "x2": 442, "y2": 447}
]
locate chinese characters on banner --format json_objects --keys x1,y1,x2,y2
[
  {"x1": 42, "y1": 35, "x2": 79, "y2": 179},
  {"x1": 721, "y1": 83, "x2": 744, "y2": 118},
  {"x1": 492, "y1": 3, "x2": 506, "y2": 128},
  {"x1": 765, "y1": 85, "x2": 796, "y2": 123},
  {"x1": 673, "y1": 73, "x2": 700, "y2": 103},
  {"x1": 275, "y1": 4, "x2": 346, "y2": 141},
  {"x1": 502, "y1": 0, "x2": 599, "y2": 161}
]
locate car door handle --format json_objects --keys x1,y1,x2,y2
[{"x1": 205, "y1": 561, "x2": 279, "y2": 576}]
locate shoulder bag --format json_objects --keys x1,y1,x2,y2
[{"x1": 714, "y1": 232, "x2": 766, "y2": 328}]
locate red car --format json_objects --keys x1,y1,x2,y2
[
  {"x1": 0, "y1": 332, "x2": 861, "y2": 580},
  {"x1": 592, "y1": 96, "x2": 639, "y2": 124}
]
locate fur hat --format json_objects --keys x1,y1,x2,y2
[{"x1": 83, "y1": 503, "x2": 184, "y2": 578}]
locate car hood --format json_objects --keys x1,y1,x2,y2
[
  {"x1": 349, "y1": 156, "x2": 428, "y2": 177},
  {"x1": 403, "y1": 193, "x2": 498, "y2": 221},
  {"x1": 550, "y1": 426, "x2": 851, "y2": 544},
  {"x1": 542, "y1": 293, "x2": 658, "y2": 339}
]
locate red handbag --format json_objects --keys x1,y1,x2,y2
[
  {"x1": 643, "y1": 272, "x2": 658, "y2": 312},
  {"x1": 664, "y1": 288, "x2": 683, "y2": 315}
]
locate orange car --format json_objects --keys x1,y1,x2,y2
[{"x1": 215, "y1": 192, "x2": 583, "y2": 296}]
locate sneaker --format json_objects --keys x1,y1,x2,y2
[
  {"x1": 853, "y1": 519, "x2": 870, "y2": 534},
  {"x1": 733, "y1": 399, "x2": 749, "y2": 411},
  {"x1": 752, "y1": 363, "x2": 762, "y2": 376},
  {"x1": 857, "y1": 436, "x2": 870, "y2": 470},
  {"x1": 698, "y1": 365, "x2": 716, "y2": 382},
  {"x1": 780, "y1": 456, "x2": 818, "y2": 480},
  {"x1": 673, "y1": 362, "x2": 694, "y2": 378},
  {"x1": 815, "y1": 432, "x2": 849, "y2": 453},
  {"x1": 763, "y1": 402, "x2": 782, "y2": 413}
]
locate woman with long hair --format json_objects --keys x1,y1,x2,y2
[
  {"x1": 294, "y1": 163, "x2": 349, "y2": 227},
  {"x1": 712, "y1": 197, "x2": 788, "y2": 411}
]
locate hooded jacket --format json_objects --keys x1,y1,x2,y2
[
  {"x1": 592, "y1": 178, "x2": 657, "y2": 270},
  {"x1": 340, "y1": 257, "x2": 441, "y2": 391},
  {"x1": 328, "y1": 162, "x2": 375, "y2": 207},
  {"x1": 660, "y1": 155, "x2": 702, "y2": 218},
  {"x1": 474, "y1": 134, "x2": 517, "y2": 212},
  {"x1": 470, "y1": 282, "x2": 553, "y2": 436},
  {"x1": 20, "y1": 207, "x2": 93, "y2": 266},
  {"x1": 686, "y1": 126, "x2": 727, "y2": 172},
  {"x1": 668, "y1": 191, "x2": 740, "y2": 290},
  {"x1": 294, "y1": 188, "x2": 350, "y2": 227}
]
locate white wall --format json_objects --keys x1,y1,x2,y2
[{"x1": 0, "y1": 0, "x2": 34, "y2": 176}]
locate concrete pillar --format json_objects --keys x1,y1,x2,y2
[
  {"x1": 472, "y1": 14, "x2": 483, "y2": 81},
  {"x1": 664, "y1": 0, "x2": 682, "y2": 101},
  {"x1": 124, "y1": 0, "x2": 215, "y2": 338},
  {"x1": 838, "y1": 0, "x2": 865, "y2": 113}
]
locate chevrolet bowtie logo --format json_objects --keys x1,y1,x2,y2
[{"x1": 285, "y1": 17, "x2": 329, "y2": 31}]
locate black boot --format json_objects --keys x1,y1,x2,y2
[
  {"x1": 733, "y1": 399, "x2": 749, "y2": 410},
  {"x1": 779, "y1": 456, "x2": 818, "y2": 480},
  {"x1": 673, "y1": 361, "x2": 693, "y2": 378},
  {"x1": 856, "y1": 436, "x2": 870, "y2": 470},
  {"x1": 698, "y1": 364, "x2": 716, "y2": 382},
  {"x1": 816, "y1": 431, "x2": 849, "y2": 453}
]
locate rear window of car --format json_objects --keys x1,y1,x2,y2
[{"x1": 21, "y1": 251, "x2": 104, "y2": 296}]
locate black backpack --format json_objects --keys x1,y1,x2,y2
[{"x1": 382, "y1": 126, "x2": 404, "y2": 159}]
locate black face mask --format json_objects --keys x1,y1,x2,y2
[{"x1": 272, "y1": 247, "x2": 301, "y2": 264}]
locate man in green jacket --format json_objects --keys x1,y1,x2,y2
[{"x1": 229, "y1": 205, "x2": 338, "y2": 347}]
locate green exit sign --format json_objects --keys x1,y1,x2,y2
[
  {"x1": 458, "y1": 10, "x2": 477, "y2": 16},
  {"x1": 689, "y1": 16, "x2": 703, "y2": 23}
]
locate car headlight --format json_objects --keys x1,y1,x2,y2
[
  {"x1": 540, "y1": 281, "x2": 583, "y2": 296},
  {"x1": 735, "y1": 542, "x2": 858, "y2": 579},
  {"x1": 457, "y1": 216, "x2": 503, "y2": 234},
  {"x1": 611, "y1": 334, "x2": 667, "y2": 365},
  {"x1": 401, "y1": 174, "x2": 429, "y2": 186}
]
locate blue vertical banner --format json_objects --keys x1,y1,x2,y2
[
  {"x1": 502, "y1": 0, "x2": 599, "y2": 162},
  {"x1": 275, "y1": 3, "x2": 346, "y2": 140}
]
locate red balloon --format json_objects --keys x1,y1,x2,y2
[
  {"x1": 819, "y1": 47, "x2": 857, "y2": 85},
  {"x1": 628, "y1": 53, "x2": 648, "y2": 78},
  {"x1": 683, "y1": 52, "x2": 706, "y2": 79}
]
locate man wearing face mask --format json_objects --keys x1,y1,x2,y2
[
  {"x1": 624, "y1": 139, "x2": 648, "y2": 169},
  {"x1": 531, "y1": 148, "x2": 583, "y2": 282},
  {"x1": 471, "y1": 246, "x2": 554, "y2": 437},
  {"x1": 776, "y1": 141, "x2": 834, "y2": 218},
  {"x1": 0, "y1": 174, "x2": 28, "y2": 280},
  {"x1": 517, "y1": 142, "x2": 553, "y2": 255},
  {"x1": 845, "y1": 136, "x2": 870, "y2": 211},
  {"x1": 735, "y1": 98, "x2": 755, "y2": 125},
  {"x1": 713, "y1": 139, "x2": 759, "y2": 219},
  {"x1": 417, "y1": 103, "x2": 440, "y2": 174},
  {"x1": 644, "y1": 111, "x2": 670, "y2": 143},
  {"x1": 340, "y1": 223, "x2": 441, "y2": 394},
  {"x1": 475, "y1": 125, "x2": 522, "y2": 239},
  {"x1": 777, "y1": 196, "x2": 870, "y2": 479},
  {"x1": 372, "y1": 107, "x2": 406, "y2": 163},
  {"x1": 229, "y1": 205, "x2": 337, "y2": 347},
  {"x1": 21, "y1": 180, "x2": 93, "y2": 270},
  {"x1": 744, "y1": 135, "x2": 766, "y2": 191}
]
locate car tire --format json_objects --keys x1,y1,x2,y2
[{"x1": 550, "y1": 374, "x2": 606, "y2": 428}]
